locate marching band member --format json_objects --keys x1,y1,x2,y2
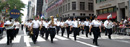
[
  {"x1": 84, "y1": 18, "x2": 90, "y2": 37},
  {"x1": 40, "y1": 19, "x2": 45, "y2": 37},
  {"x1": 56, "y1": 19, "x2": 61, "y2": 35},
  {"x1": 89, "y1": 17, "x2": 101, "y2": 46},
  {"x1": 65, "y1": 18, "x2": 72, "y2": 38},
  {"x1": 48, "y1": 16, "x2": 57, "y2": 43},
  {"x1": 80, "y1": 20, "x2": 85, "y2": 34},
  {"x1": 4, "y1": 18, "x2": 14, "y2": 45},
  {"x1": 13, "y1": 20, "x2": 20, "y2": 37},
  {"x1": 70, "y1": 18, "x2": 80, "y2": 41},
  {"x1": 44, "y1": 20, "x2": 49, "y2": 40},
  {"x1": 28, "y1": 19, "x2": 33, "y2": 37},
  {"x1": 25, "y1": 20, "x2": 30, "y2": 35},
  {"x1": 104, "y1": 19, "x2": 113, "y2": 39},
  {"x1": 60, "y1": 20, "x2": 65, "y2": 36},
  {"x1": 31, "y1": 17, "x2": 40, "y2": 44}
]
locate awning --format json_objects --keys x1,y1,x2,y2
[{"x1": 97, "y1": 12, "x2": 117, "y2": 20}]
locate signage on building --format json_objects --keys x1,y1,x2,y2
[
  {"x1": 10, "y1": 9, "x2": 20, "y2": 18},
  {"x1": 99, "y1": 4, "x2": 112, "y2": 8}
]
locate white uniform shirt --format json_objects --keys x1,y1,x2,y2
[
  {"x1": 4, "y1": 20, "x2": 14, "y2": 29},
  {"x1": 84, "y1": 21, "x2": 90, "y2": 26},
  {"x1": 60, "y1": 22, "x2": 65, "y2": 26},
  {"x1": 48, "y1": 21, "x2": 57, "y2": 28},
  {"x1": 80, "y1": 22, "x2": 85, "y2": 26},
  {"x1": 71, "y1": 20, "x2": 79, "y2": 28},
  {"x1": 65, "y1": 20, "x2": 72, "y2": 26},
  {"x1": 56, "y1": 21, "x2": 61, "y2": 26},
  {"x1": 91, "y1": 20, "x2": 101, "y2": 27},
  {"x1": 104, "y1": 20, "x2": 108, "y2": 28},
  {"x1": 104, "y1": 21, "x2": 113, "y2": 29},
  {"x1": 13, "y1": 22, "x2": 20, "y2": 29},
  {"x1": 43, "y1": 22, "x2": 49, "y2": 28},
  {"x1": 28, "y1": 22, "x2": 33, "y2": 27},
  {"x1": 39, "y1": 21, "x2": 45, "y2": 26},
  {"x1": 32, "y1": 20, "x2": 40, "y2": 28}
]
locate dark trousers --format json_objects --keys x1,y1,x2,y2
[
  {"x1": 85, "y1": 26, "x2": 89, "y2": 37},
  {"x1": 21, "y1": 25, "x2": 24, "y2": 30},
  {"x1": 80, "y1": 26, "x2": 84, "y2": 34},
  {"x1": 73, "y1": 28, "x2": 79, "y2": 40},
  {"x1": 56, "y1": 26, "x2": 60, "y2": 35},
  {"x1": 61, "y1": 28, "x2": 65, "y2": 36},
  {"x1": 49, "y1": 28, "x2": 56, "y2": 43},
  {"x1": 45, "y1": 28, "x2": 49, "y2": 40},
  {"x1": 14, "y1": 29, "x2": 19, "y2": 37},
  {"x1": 66, "y1": 26, "x2": 70, "y2": 38},
  {"x1": 6, "y1": 29, "x2": 14, "y2": 45},
  {"x1": 93, "y1": 27, "x2": 100, "y2": 45},
  {"x1": 32, "y1": 28, "x2": 39, "y2": 43},
  {"x1": 107, "y1": 29, "x2": 112, "y2": 39},
  {"x1": 40, "y1": 26, "x2": 45, "y2": 37},
  {"x1": 105, "y1": 28, "x2": 108, "y2": 36}
]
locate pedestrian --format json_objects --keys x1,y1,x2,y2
[
  {"x1": 13, "y1": 20, "x2": 20, "y2": 37},
  {"x1": 104, "y1": 19, "x2": 114, "y2": 39},
  {"x1": 39, "y1": 19, "x2": 45, "y2": 37},
  {"x1": 44, "y1": 20, "x2": 49, "y2": 40},
  {"x1": 31, "y1": 17, "x2": 40, "y2": 44},
  {"x1": 4, "y1": 18, "x2": 15, "y2": 45},
  {"x1": 70, "y1": 18, "x2": 80, "y2": 41},
  {"x1": 60, "y1": 20, "x2": 65, "y2": 36},
  {"x1": 21, "y1": 21, "x2": 24, "y2": 30},
  {"x1": 89, "y1": 17, "x2": 101, "y2": 46},
  {"x1": 80, "y1": 20, "x2": 85, "y2": 34},
  {"x1": 65, "y1": 18, "x2": 72, "y2": 38},
  {"x1": 25, "y1": 20, "x2": 30, "y2": 35},
  {"x1": 48, "y1": 16, "x2": 57, "y2": 43},
  {"x1": 0, "y1": 20, "x2": 5, "y2": 39},
  {"x1": 56, "y1": 19, "x2": 61, "y2": 35},
  {"x1": 84, "y1": 18, "x2": 90, "y2": 37}
]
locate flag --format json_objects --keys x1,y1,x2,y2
[{"x1": 107, "y1": 14, "x2": 112, "y2": 19}]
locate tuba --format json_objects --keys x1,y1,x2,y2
[{"x1": 50, "y1": 16, "x2": 55, "y2": 26}]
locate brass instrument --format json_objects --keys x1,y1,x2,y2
[
  {"x1": 50, "y1": 16, "x2": 55, "y2": 26},
  {"x1": 77, "y1": 19, "x2": 80, "y2": 28},
  {"x1": 30, "y1": 23, "x2": 34, "y2": 35},
  {"x1": 39, "y1": 21, "x2": 43, "y2": 30}
]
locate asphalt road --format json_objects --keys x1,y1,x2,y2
[{"x1": 0, "y1": 28, "x2": 130, "y2": 47}]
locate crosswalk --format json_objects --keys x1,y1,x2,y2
[{"x1": 0, "y1": 34, "x2": 130, "y2": 44}]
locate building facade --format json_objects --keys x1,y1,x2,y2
[
  {"x1": 36, "y1": 0, "x2": 43, "y2": 16},
  {"x1": 46, "y1": 0, "x2": 94, "y2": 20},
  {"x1": 94, "y1": 0, "x2": 129, "y2": 21},
  {"x1": 27, "y1": 0, "x2": 37, "y2": 19}
]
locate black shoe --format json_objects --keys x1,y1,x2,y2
[
  {"x1": 33, "y1": 42, "x2": 36, "y2": 44},
  {"x1": 95, "y1": 44, "x2": 99, "y2": 46}
]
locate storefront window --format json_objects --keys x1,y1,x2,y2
[
  {"x1": 99, "y1": 10, "x2": 103, "y2": 14},
  {"x1": 108, "y1": 8, "x2": 113, "y2": 13},
  {"x1": 103, "y1": 9, "x2": 107, "y2": 13},
  {"x1": 113, "y1": 7, "x2": 117, "y2": 12}
]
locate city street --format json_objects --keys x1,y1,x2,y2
[{"x1": 0, "y1": 28, "x2": 130, "y2": 47}]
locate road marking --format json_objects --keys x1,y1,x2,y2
[
  {"x1": 0, "y1": 37, "x2": 7, "y2": 44},
  {"x1": 0, "y1": 35, "x2": 22, "y2": 44},
  {"x1": 12, "y1": 35, "x2": 21, "y2": 43},
  {"x1": 24, "y1": 36, "x2": 31, "y2": 46},
  {"x1": 55, "y1": 35, "x2": 69, "y2": 40},
  {"x1": 76, "y1": 40, "x2": 98, "y2": 47}
]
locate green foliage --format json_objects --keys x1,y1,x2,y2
[{"x1": 0, "y1": 0, "x2": 25, "y2": 22}]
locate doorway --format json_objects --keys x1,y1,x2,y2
[{"x1": 120, "y1": 8, "x2": 125, "y2": 19}]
